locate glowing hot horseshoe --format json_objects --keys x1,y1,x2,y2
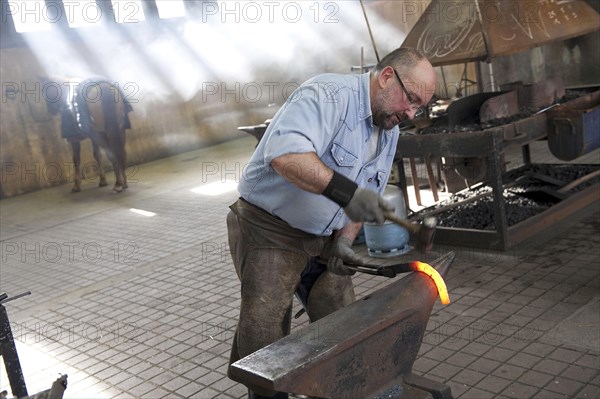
[{"x1": 410, "y1": 261, "x2": 451, "y2": 305}]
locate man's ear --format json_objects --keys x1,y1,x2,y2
[{"x1": 378, "y1": 66, "x2": 395, "y2": 89}]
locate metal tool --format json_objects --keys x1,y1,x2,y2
[
  {"x1": 342, "y1": 260, "x2": 451, "y2": 304},
  {"x1": 0, "y1": 291, "x2": 68, "y2": 399},
  {"x1": 384, "y1": 212, "x2": 437, "y2": 252},
  {"x1": 0, "y1": 291, "x2": 30, "y2": 305},
  {"x1": 342, "y1": 262, "x2": 412, "y2": 278},
  {"x1": 317, "y1": 260, "x2": 418, "y2": 279}
]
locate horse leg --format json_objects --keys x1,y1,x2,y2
[
  {"x1": 98, "y1": 82, "x2": 129, "y2": 193},
  {"x1": 92, "y1": 141, "x2": 108, "y2": 187},
  {"x1": 70, "y1": 140, "x2": 82, "y2": 193},
  {"x1": 115, "y1": 142, "x2": 127, "y2": 192},
  {"x1": 104, "y1": 143, "x2": 124, "y2": 193},
  {"x1": 103, "y1": 146, "x2": 122, "y2": 193},
  {"x1": 119, "y1": 130, "x2": 128, "y2": 189},
  {"x1": 106, "y1": 130, "x2": 127, "y2": 193}
]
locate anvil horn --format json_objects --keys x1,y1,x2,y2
[{"x1": 433, "y1": 250, "x2": 455, "y2": 279}]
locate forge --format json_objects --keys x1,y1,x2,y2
[{"x1": 395, "y1": 82, "x2": 600, "y2": 250}]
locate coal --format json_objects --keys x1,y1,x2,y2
[
  {"x1": 416, "y1": 164, "x2": 600, "y2": 230},
  {"x1": 419, "y1": 89, "x2": 593, "y2": 135},
  {"x1": 429, "y1": 187, "x2": 550, "y2": 230},
  {"x1": 506, "y1": 164, "x2": 600, "y2": 193}
]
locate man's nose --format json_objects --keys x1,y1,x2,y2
[{"x1": 405, "y1": 108, "x2": 418, "y2": 120}]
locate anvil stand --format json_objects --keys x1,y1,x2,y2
[
  {"x1": 230, "y1": 252, "x2": 456, "y2": 399},
  {"x1": 0, "y1": 292, "x2": 67, "y2": 399}
]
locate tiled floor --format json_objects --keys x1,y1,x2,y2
[{"x1": 0, "y1": 135, "x2": 598, "y2": 399}]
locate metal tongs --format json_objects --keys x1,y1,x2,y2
[{"x1": 343, "y1": 262, "x2": 416, "y2": 278}]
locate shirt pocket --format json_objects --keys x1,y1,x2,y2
[{"x1": 331, "y1": 142, "x2": 358, "y2": 167}]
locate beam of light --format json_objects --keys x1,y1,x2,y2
[
  {"x1": 8, "y1": 0, "x2": 52, "y2": 32},
  {"x1": 209, "y1": 14, "x2": 296, "y2": 70},
  {"x1": 63, "y1": 0, "x2": 102, "y2": 28},
  {"x1": 141, "y1": 25, "x2": 210, "y2": 100},
  {"x1": 13, "y1": 0, "x2": 415, "y2": 123},
  {"x1": 17, "y1": 24, "x2": 94, "y2": 79},
  {"x1": 110, "y1": 0, "x2": 145, "y2": 23},
  {"x1": 190, "y1": 181, "x2": 238, "y2": 196},
  {"x1": 89, "y1": 25, "x2": 176, "y2": 100},
  {"x1": 51, "y1": 20, "x2": 175, "y2": 101},
  {"x1": 410, "y1": 261, "x2": 451, "y2": 305},
  {"x1": 129, "y1": 208, "x2": 156, "y2": 217},
  {"x1": 181, "y1": 21, "x2": 253, "y2": 82}
]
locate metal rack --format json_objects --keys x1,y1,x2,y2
[
  {"x1": 395, "y1": 111, "x2": 599, "y2": 250},
  {"x1": 0, "y1": 292, "x2": 68, "y2": 399}
]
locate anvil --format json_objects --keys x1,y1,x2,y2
[{"x1": 230, "y1": 252, "x2": 456, "y2": 399}]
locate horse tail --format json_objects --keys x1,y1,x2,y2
[
  {"x1": 99, "y1": 81, "x2": 129, "y2": 190},
  {"x1": 101, "y1": 82, "x2": 121, "y2": 134}
]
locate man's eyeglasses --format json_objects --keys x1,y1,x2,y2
[{"x1": 392, "y1": 68, "x2": 426, "y2": 118}]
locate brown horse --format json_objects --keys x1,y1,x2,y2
[{"x1": 41, "y1": 77, "x2": 133, "y2": 193}]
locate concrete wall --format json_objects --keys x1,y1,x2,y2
[{"x1": 0, "y1": 45, "x2": 279, "y2": 197}]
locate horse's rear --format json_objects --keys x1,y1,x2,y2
[
  {"x1": 84, "y1": 80, "x2": 132, "y2": 192},
  {"x1": 40, "y1": 76, "x2": 133, "y2": 193}
]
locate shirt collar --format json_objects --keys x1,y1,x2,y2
[
  {"x1": 359, "y1": 72, "x2": 372, "y2": 126},
  {"x1": 360, "y1": 72, "x2": 399, "y2": 137}
]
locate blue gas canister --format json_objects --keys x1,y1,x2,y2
[{"x1": 363, "y1": 185, "x2": 411, "y2": 257}]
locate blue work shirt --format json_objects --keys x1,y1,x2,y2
[{"x1": 238, "y1": 72, "x2": 400, "y2": 236}]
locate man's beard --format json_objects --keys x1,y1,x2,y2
[
  {"x1": 372, "y1": 92, "x2": 404, "y2": 130},
  {"x1": 373, "y1": 110, "x2": 404, "y2": 130}
]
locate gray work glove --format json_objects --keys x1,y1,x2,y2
[
  {"x1": 344, "y1": 188, "x2": 395, "y2": 224},
  {"x1": 320, "y1": 237, "x2": 361, "y2": 276}
]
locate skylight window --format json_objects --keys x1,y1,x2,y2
[
  {"x1": 155, "y1": 0, "x2": 185, "y2": 19},
  {"x1": 8, "y1": 0, "x2": 52, "y2": 32}
]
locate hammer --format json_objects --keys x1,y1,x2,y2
[{"x1": 384, "y1": 212, "x2": 437, "y2": 252}]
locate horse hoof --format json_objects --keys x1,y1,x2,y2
[
  {"x1": 71, "y1": 187, "x2": 81, "y2": 193},
  {"x1": 99, "y1": 180, "x2": 108, "y2": 187},
  {"x1": 112, "y1": 186, "x2": 123, "y2": 193}
]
